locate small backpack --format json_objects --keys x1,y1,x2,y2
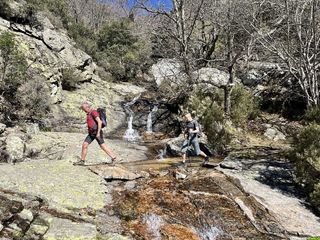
[
  {"x1": 91, "y1": 108, "x2": 107, "y2": 128},
  {"x1": 193, "y1": 120, "x2": 203, "y2": 138}
]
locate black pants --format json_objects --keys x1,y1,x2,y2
[{"x1": 84, "y1": 130, "x2": 105, "y2": 145}]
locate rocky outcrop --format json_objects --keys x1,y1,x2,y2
[
  {"x1": 149, "y1": 59, "x2": 239, "y2": 89},
  {"x1": 240, "y1": 61, "x2": 283, "y2": 86},
  {"x1": 218, "y1": 147, "x2": 320, "y2": 238},
  {"x1": 149, "y1": 59, "x2": 185, "y2": 87}
]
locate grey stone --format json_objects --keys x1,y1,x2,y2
[
  {"x1": 43, "y1": 218, "x2": 97, "y2": 240},
  {"x1": 23, "y1": 123, "x2": 40, "y2": 135},
  {"x1": 25, "y1": 224, "x2": 49, "y2": 236},
  {"x1": 5, "y1": 134, "x2": 25, "y2": 163},
  {"x1": 174, "y1": 170, "x2": 187, "y2": 180},
  {"x1": 0, "y1": 223, "x2": 3, "y2": 231},
  {"x1": 193, "y1": 67, "x2": 238, "y2": 87},
  {"x1": 0, "y1": 123, "x2": 6, "y2": 135},
  {"x1": 124, "y1": 181, "x2": 137, "y2": 190},
  {"x1": 202, "y1": 162, "x2": 219, "y2": 168},
  {"x1": 149, "y1": 59, "x2": 184, "y2": 87},
  {"x1": 99, "y1": 233, "x2": 130, "y2": 240},
  {"x1": 18, "y1": 209, "x2": 34, "y2": 222},
  {"x1": 264, "y1": 127, "x2": 286, "y2": 141},
  {"x1": 219, "y1": 160, "x2": 242, "y2": 170}
]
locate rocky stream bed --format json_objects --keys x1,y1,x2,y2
[{"x1": 0, "y1": 132, "x2": 319, "y2": 240}]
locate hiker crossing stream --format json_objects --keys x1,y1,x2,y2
[{"x1": 0, "y1": 131, "x2": 319, "y2": 239}]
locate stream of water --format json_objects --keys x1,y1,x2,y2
[
  {"x1": 123, "y1": 95, "x2": 141, "y2": 142},
  {"x1": 146, "y1": 105, "x2": 158, "y2": 133}
]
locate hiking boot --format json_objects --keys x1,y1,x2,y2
[
  {"x1": 73, "y1": 160, "x2": 85, "y2": 166},
  {"x1": 202, "y1": 156, "x2": 210, "y2": 166}
]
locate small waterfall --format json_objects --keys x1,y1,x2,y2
[
  {"x1": 146, "y1": 105, "x2": 158, "y2": 133},
  {"x1": 156, "y1": 148, "x2": 167, "y2": 160},
  {"x1": 123, "y1": 94, "x2": 141, "y2": 142}
]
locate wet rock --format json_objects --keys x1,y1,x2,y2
[
  {"x1": 174, "y1": 170, "x2": 187, "y2": 180},
  {"x1": 165, "y1": 136, "x2": 211, "y2": 157},
  {"x1": 5, "y1": 133, "x2": 26, "y2": 163},
  {"x1": 113, "y1": 173, "x2": 287, "y2": 239},
  {"x1": 89, "y1": 165, "x2": 142, "y2": 181},
  {"x1": 219, "y1": 160, "x2": 242, "y2": 170},
  {"x1": 202, "y1": 162, "x2": 219, "y2": 168},
  {"x1": 264, "y1": 127, "x2": 286, "y2": 141}
]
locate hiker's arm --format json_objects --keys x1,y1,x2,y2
[
  {"x1": 95, "y1": 117, "x2": 102, "y2": 137},
  {"x1": 189, "y1": 127, "x2": 199, "y2": 134}
]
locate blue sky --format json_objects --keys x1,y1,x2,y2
[
  {"x1": 129, "y1": 0, "x2": 172, "y2": 9},
  {"x1": 100, "y1": 0, "x2": 173, "y2": 12}
]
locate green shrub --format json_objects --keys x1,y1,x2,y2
[
  {"x1": 188, "y1": 94, "x2": 231, "y2": 155},
  {"x1": 67, "y1": 23, "x2": 97, "y2": 56},
  {"x1": 61, "y1": 68, "x2": 80, "y2": 91},
  {"x1": 230, "y1": 85, "x2": 260, "y2": 126},
  {"x1": 202, "y1": 103, "x2": 232, "y2": 155},
  {"x1": 17, "y1": 77, "x2": 51, "y2": 121},
  {"x1": 304, "y1": 106, "x2": 320, "y2": 124},
  {"x1": 0, "y1": 0, "x2": 12, "y2": 20},
  {"x1": 292, "y1": 123, "x2": 320, "y2": 212},
  {"x1": 0, "y1": 31, "x2": 28, "y2": 101},
  {"x1": 96, "y1": 20, "x2": 146, "y2": 81}
]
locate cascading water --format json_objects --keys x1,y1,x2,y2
[
  {"x1": 123, "y1": 94, "x2": 141, "y2": 142},
  {"x1": 146, "y1": 105, "x2": 158, "y2": 133}
]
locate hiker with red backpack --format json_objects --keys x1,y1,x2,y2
[{"x1": 73, "y1": 102, "x2": 117, "y2": 166}]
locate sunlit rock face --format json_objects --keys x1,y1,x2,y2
[{"x1": 111, "y1": 171, "x2": 287, "y2": 240}]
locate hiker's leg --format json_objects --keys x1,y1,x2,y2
[
  {"x1": 81, "y1": 135, "x2": 94, "y2": 161},
  {"x1": 81, "y1": 142, "x2": 89, "y2": 161},
  {"x1": 193, "y1": 140, "x2": 207, "y2": 158},
  {"x1": 182, "y1": 153, "x2": 187, "y2": 162},
  {"x1": 99, "y1": 143, "x2": 116, "y2": 159},
  {"x1": 181, "y1": 140, "x2": 189, "y2": 163}
]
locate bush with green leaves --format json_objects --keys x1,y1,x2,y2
[
  {"x1": 292, "y1": 123, "x2": 320, "y2": 212},
  {"x1": 304, "y1": 106, "x2": 320, "y2": 124},
  {"x1": 0, "y1": 0, "x2": 12, "y2": 20},
  {"x1": 61, "y1": 68, "x2": 80, "y2": 91},
  {"x1": 96, "y1": 20, "x2": 147, "y2": 81},
  {"x1": 187, "y1": 85, "x2": 259, "y2": 154},
  {"x1": 0, "y1": 31, "x2": 28, "y2": 103},
  {"x1": 202, "y1": 103, "x2": 232, "y2": 155},
  {"x1": 231, "y1": 85, "x2": 260, "y2": 126}
]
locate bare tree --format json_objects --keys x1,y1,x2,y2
[{"x1": 248, "y1": 0, "x2": 320, "y2": 107}]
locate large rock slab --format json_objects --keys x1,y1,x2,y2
[
  {"x1": 43, "y1": 217, "x2": 97, "y2": 240},
  {"x1": 0, "y1": 160, "x2": 107, "y2": 213},
  {"x1": 89, "y1": 165, "x2": 141, "y2": 181}
]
